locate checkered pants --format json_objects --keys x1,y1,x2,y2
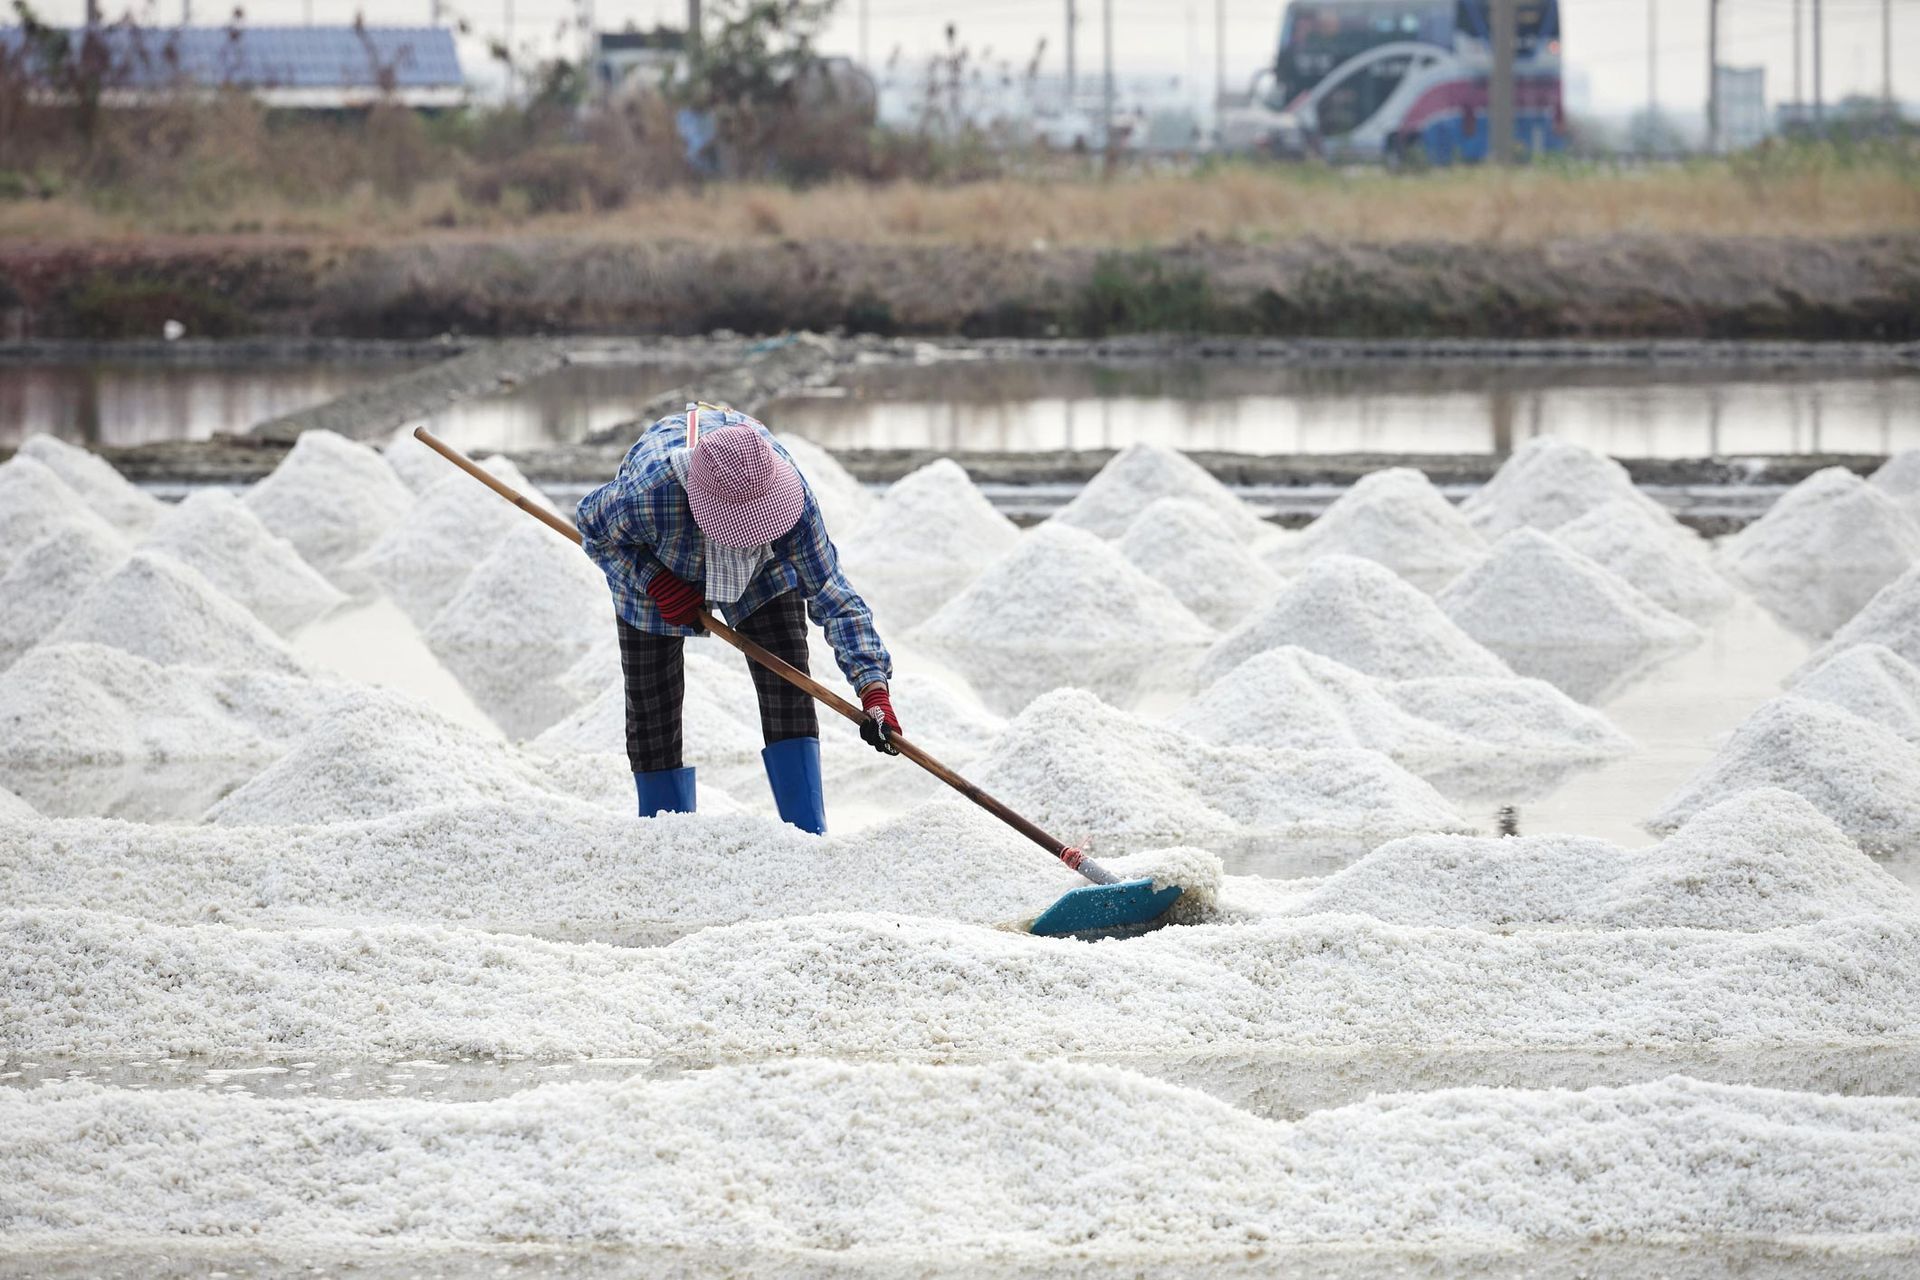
[{"x1": 617, "y1": 590, "x2": 819, "y2": 773}]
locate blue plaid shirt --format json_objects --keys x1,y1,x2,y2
[{"x1": 576, "y1": 410, "x2": 892, "y2": 692}]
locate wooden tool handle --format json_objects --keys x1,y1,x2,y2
[{"x1": 412, "y1": 427, "x2": 1115, "y2": 885}]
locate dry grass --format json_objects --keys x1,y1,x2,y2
[{"x1": 2, "y1": 157, "x2": 1916, "y2": 247}]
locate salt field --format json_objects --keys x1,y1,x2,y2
[{"x1": 4, "y1": 419, "x2": 1920, "y2": 1277}]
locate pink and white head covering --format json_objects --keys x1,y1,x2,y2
[{"x1": 683, "y1": 413, "x2": 807, "y2": 549}]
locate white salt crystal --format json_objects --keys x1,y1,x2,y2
[
  {"x1": 1173, "y1": 646, "x2": 1631, "y2": 798},
  {"x1": 204, "y1": 695, "x2": 571, "y2": 826},
  {"x1": 1275, "y1": 467, "x2": 1487, "y2": 593},
  {"x1": 915, "y1": 523, "x2": 1215, "y2": 715},
  {"x1": 0, "y1": 521, "x2": 128, "y2": 671},
  {"x1": 1795, "y1": 563, "x2": 1920, "y2": 678},
  {"x1": 425, "y1": 523, "x2": 612, "y2": 739},
  {"x1": 1717, "y1": 466, "x2": 1920, "y2": 639},
  {"x1": 1304, "y1": 789, "x2": 1912, "y2": 932},
  {"x1": 1117, "y1": 498, "x2": 1282, "y2": 628},
  {"x1": 1551, "y1": 497, "x2": 1735, "y2": 621},
  {"x1": 349, "y1": 456, "x2": 552, "y2": 628},
  {"x1": 0, "y1": 455, "x2": 124, "y2": 579},
  {"x1": 1647, "y1": 695, "x2": 1920, "y2": 854},
  {"x1": 139, "y1": 490, "x2": 348, "y2": 636},
  {"x1": 777, "y1": 432, "x2": 877, "y2": 537},
  {"x1": 1789, "y1": 643, "x2": 1920, "y2": 746},
  {"x1": 381, "y1": 432, "x2": 452, "y2": 494},
  {"x1": 973, "y1": 687, "x2": 1469, "y2": 856},
  {"x1": 837, "y1": 458, "x2": 1020, "y2": 629},
  {"x1": 45, "y1": 551, "x2": 310, "y2": 676},
  {"x1": 5, "y1": 1066, "x2": 1919, "y2": 1250},
  {"x1": 1200, "y1": 554, "x2": 1511, "y2": 690},
  {"x1": 0, "y1": 782, "x2": 33, "y2": 822},
  {"x1": 243, "y1": 429, "x2": 415, "y2": 593},
  {"x1": 1440, "y1": 529, "x2": 1701, "y2": 702},
  {"x1": 1053, "y1": 442, "x2": 1270, "y2": 542},
  {"x1": 1462, "y1": 437, "x2": 1676, "y2": 537},
  {"x1": 16, "y1": 434, "x2": 164, "y2": 535}
]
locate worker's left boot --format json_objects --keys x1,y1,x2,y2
[{"x1": 761, "y1": 736, "x2": 826, "y2": 835}]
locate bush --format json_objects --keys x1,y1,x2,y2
[
  {"x1": 1075, "y1": 252, "x2": 1217, "y2": 336},
  {"x1": 459, "y1": 145, "x2": 637, "y2": 215}
]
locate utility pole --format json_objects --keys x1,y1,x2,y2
[
  {"x1": 1706, "y1": 0, "x2": 1720, "y2": 154},
  {"x1": 1813, "y1": 0, "x2": 1824, "y2": 124},
  {"x1": 1489, "y1": 0, "x2": 1515, "y2": 165},
  {"x1": 1215, "y1": 0, "x2": 1226, "y2": 115},
  {"x1": 859, "y1": 0, "x2": 869, "y2": 71},
  {"x1": 1793, "y1": 0, "x2": 1803, "y2": 107},
  {"x1": 1065, "y1": 0, "x2": 1077, "y2": 105},
  {"x1": 1885, "y1": 0, "x2": 1895, "y2": 114},
  {"x1": 689, "y1": 0, "x2": 703, "y2": 54},
  {"x1": 1647, "y1": 0, "x2": 1657, "y2": 151},
  {"x1": 1102, "y1": 0, "x2": 1116, "y2": 171}
]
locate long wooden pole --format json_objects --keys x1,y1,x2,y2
[{"x1": 412, "y1": 427, "x2": 1117, "y2": 885}]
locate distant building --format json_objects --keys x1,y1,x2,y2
[
  {"x1": 592, "y1": 27, "x2": 685, "y2": 95},
  {"x1": 0, "y1": 25, "x2": 465, "y2": 110},
  {"x1": 1713, "y1": 65, "x2": 1767, "y2": 152}
]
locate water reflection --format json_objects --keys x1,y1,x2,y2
[{"x1": 768, "y1": 360, "x2": 1920, "y2": 457}]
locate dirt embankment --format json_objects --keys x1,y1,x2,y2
[{"x1": 3, "y1": 233, "x2": 1917, "y2": 342}]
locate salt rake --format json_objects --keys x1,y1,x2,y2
[{"x1": 414, "y1": 427, "x2": 1182, "y2": 938}]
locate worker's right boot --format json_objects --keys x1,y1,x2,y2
[{"x1": 634, "y1": 766, "x2": 696, "y2": 818}]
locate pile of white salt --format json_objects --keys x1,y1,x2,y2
[
  {"x1": 1871, "y1": 448, "x2": 1920, "y2": 516},
  {"x1": 15, "y1": 433, "x2": 164, "y2": 535},
  {"x1": 46, "y1": 551, "x2": 311, "y2": 677},
  {"x1": 424, "y1": 523, "x2": 612, "y2": 738},
  {"x1": 1796, "y1": 562, "x2": 1920, "y2": 677},
  {"x1": 1788, "y1": 643, "x2": 1920, "y2": 746},
  {"x1": 1172, "y1": 645, "x2": 1632, "y2": 798},
  {"x1": 1551, "y1": 497, "x2": 1734, "y2": 622},
  {"x1": 1199, "y1": 554, "x2": 1511, "y2": 691},
  {"x1": 1718, "y1": 466, "x2": 1920, "y2": 639},
  {"x1": 1053, "y1": 442, "x2": 1271, "y2": 543},
  {"x1": 915, "y1": 523, "x2": 1216, "y2": 715},
  {"x1": 837, "y1": 458, "x2": 1020, "y2": 629},
  {"x1": 973, "y1": 687, "x2": 1469, "y2": 856},
  {"x1": 0, "y1": 781, "x2": 34, "y2": 822},
  {"x1": 139, "y1": 490, "x2": 347, "y2": 636},
  {"x1": 243, "y1": 429, "x2": 415, "y2": 593},
  {"x1": 1461, "y1": 437, "x2": 1678, "y2": 538},
  {"x1": 0, "y1": 520, "x2": 127, "y2": 670},
  {"x1": 0, "y1": 454, "x2": 125, "y2": 579},
  {"x1": 778, "y1": 432, "x2": 877, "y2": 536},
  {"x1": 1646, "y1": 694, "x2": 1920, "y2": 854},
  {"x1": 1439, "y1": 529, "x2": 1701, "y2": 703},
  {"x1": 1274, "y1": 467, "x2": 1486, "y2": 594},
  {"x1": 351, "y1": 456, "x2": 553, "y2": 627},
  {"x1": 1117, "y1": 498, "x2": 1282, "y2": 628}
]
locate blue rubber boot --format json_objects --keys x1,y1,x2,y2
[
  {"x1": 634, "y1": 766, "x2": 696, "y2": 818},
  {"x1": 762, "y1": 736, "x2": 826, "y2": 835}
]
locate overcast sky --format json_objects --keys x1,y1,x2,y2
[{"x1": 45, "y1": 0, "x2": 1917, "y2": 116}]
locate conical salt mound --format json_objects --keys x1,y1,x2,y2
[
  {"x1": 139, "y1": 490, "x2": 347, "y2": 636},
  {"x1": 243, "y1": 429, "x2": 415, "y2": 593},
  {"x1": 204, "y1": 695, "x2": 563, "y2": 826},
  {"x1": 382, "y1": 433, "x2": 453, "y2": 494},
  {"x1": 16, "y1": 434, "x2": 164, "y2": 535},
  {"x1": 1174, "y1": 646, "x2": 1631, "y2": 797},
  {"x1": 1870, "y1": 450, "x2": 1920, "y2": 506},
  {"x1": 1276, "y1": 467, "x2": 1486, "y2": 594},
  {"x1": 914, "y1": 523, "x2": 1215, "y2": 715},
  {"x1": 777, "y1": 433, "x2": 876, "y2": 537},
  {"x1": 1462, "y1": 438, "x2": 1675, "y2": 538},
  {"x1": 1646, "y1": 695, "x2": 1920, "y2": 855},
  {"x1": 1053, "y1": 443, "x2": 1268, "y2": 542},
  {"x1": 426, "y1": 523, "x2": 611, "y2": 738},
  {"x1": 1797, "y1": 563, "x2": 1920, "y2": 678},
  {"x1": 1302, "y1": 788, "x2": 1909, "y2": 932},
  {"x1": 46, "y1": 551, "x2": 310, "y2": 676},
  {"x1": 973, "y1": 687, "x2": 1467, "y2": 856},
  {"x1": 1118, "y1": 498, "x2": 1281, "y2": 628},
  {"x1": 1719, "y1": 467, "x2": 1920, "y2": 639},
  {"x1": 350, "y1": 456, "x2": 553, "y2": 628},
  {"x1": 0, "y1": 455, "x2": 124, "y2": 579},
  {"x1": 0, "y1": 781, "x2": 34, "y2": 821},
  {"x1": 1439, "y1": 529, "x2": 1700, "y2": 702},
  {"x1": 0, "y1": 520, "x2": 128, "y2": 670},
  {"x1": 1790, "y1": 644, "x2": 1920, "y2": 746},
  {"x1": 838, "y1": 458, "x2": 1020, "y2": 629},
  {"x1": 1198, "y1": 554, "x2": 1510, "y2": 690},
  {"x1": 1552, "y1": 498, "x2": 1735, "y2": 621}
]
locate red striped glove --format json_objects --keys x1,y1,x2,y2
[
  {"x1": 859, "y1": 684, "x2": 900, "y2": 755},
  {"x1": 645, "y1": 569, "x2": 704, "y2": 628}
]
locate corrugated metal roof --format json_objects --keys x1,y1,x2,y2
[{"x1": 0, "y1": 25, "x2": 464, "y2": 90}]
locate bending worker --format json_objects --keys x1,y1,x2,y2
[{"x1": 576, "y1": 404, "x2": 900, "y2": 833}]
